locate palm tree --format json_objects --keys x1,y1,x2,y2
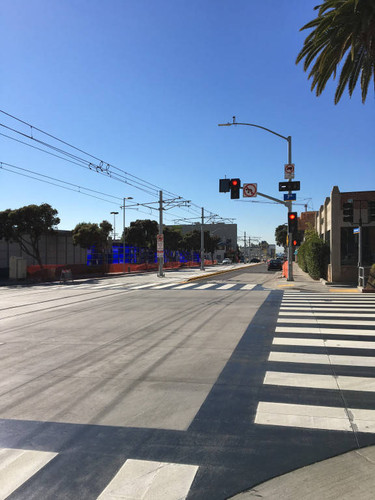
[{"x1": 296, "y1": 0, "x2": 375, "y2": 104}]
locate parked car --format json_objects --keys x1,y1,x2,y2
[
  {"x1": 221, "y1": 258, "x2": 232, "y2": 265},
  {"x1": 250, "y1": 258, "x2": 260, "y2": 263},
  {"x1": 267, "y1": 259, "x2": 282, "y2": 271}
]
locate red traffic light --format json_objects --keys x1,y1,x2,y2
[
  {"x1": 231, "y1": 179, "x2": 239, "y2": 186},
  {"x1": 288, "y1": 213, "x2": 296, "y2": 220},
  {"x1": 292, "y1": 240, "x2": 298, "y2": 246}
]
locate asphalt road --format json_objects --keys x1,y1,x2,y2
[{"x1": 1, "y1": 265, "x2": 375, "y2": 499}]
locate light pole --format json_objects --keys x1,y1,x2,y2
[
  {"x1": 110, "y1": 211, "x2": 119, "y2": 241},
  {"x1": 218, "y1": 116, "x2": 294, "y2": 281},
  {"x1": 121, "y1": 197, "x2": 133, "y2": 273}
]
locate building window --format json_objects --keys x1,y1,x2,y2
[
  {"x1": 341, "y1": 228, "x2": 357, "y2": 265},
  {"x1": 341, "y1": 226, "x2": 375, "y2": 266},
  {"x1": 368, "y1": 201, "x2": 375, "y2": 222}
]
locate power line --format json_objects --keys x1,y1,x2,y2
[{"x1": 0, "y1": 109, "x2": 228, "y2": 221}]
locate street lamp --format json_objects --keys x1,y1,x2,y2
[
  {"x1": 121, "y1": 197, "x2": 133, "y2": 273},
  {"x1": 218, "y1": 116, "x2": 294, "y2": 281},
  {"x1": 110, "y1": 211, "x2": 119, "y2": 241}
]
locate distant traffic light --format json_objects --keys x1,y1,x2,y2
[
  {"x1": 343, "y1": 202, "x2": 354, "y2": 222},
  {"x1": 230, "y1": 178, "x2": 241, "y2": 199},
  {"x1": 288, "y1": 212, "x2": 298, "y2": 233},
  {"x1": 292, "y1": 237, "x2": 300, "y2": 247},
  {"x1": 219, "y1": 178, "x2": 231, "y2": 193}
]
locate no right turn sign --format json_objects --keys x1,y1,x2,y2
[{"x1": 243, "y1": 183, "x2": 257, "y2": 197}]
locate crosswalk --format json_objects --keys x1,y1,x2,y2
[
  {"x1": 0, "y1": 450, "x2": 199, "y2": 500},
  {"x1": 4, "y1": 281, "x2": 259, "y2": 293},
  {"x1": 255, "y1": 291, "x2": 375, "y2": 434}
]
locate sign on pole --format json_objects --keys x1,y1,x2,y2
[
  {"x1": 284, "y1": 193, "x2": 296, "y2": 201},
  {"x1": 284, "y1": 163, "x2": 295, "y2": 179},
  {"x1": 243, "y1": 183, "x2": 257, "y2": 198},
  {"x1": 157, "y1": 234, "x2": 164, "y2": 258}
]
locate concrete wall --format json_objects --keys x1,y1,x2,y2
[{"x1": 0, "y1": 230, "x2": 87, "y2": 273}]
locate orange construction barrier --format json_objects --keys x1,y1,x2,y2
[{"x1": 282, "y1": 261, "x2": 288, "y2": 278}]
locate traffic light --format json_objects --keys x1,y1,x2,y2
[
  {"x1": 343, "y1": 202, "x2": 353, "y2": 222},
  {"x1": 219, "y1": 178, "x2": 231, "y2": 193},
  {"x1": 292, "y1": 237, "x2": 300, "y2": 247},
  {"x1": 230, "y1": 178, "x2": 241, "y2": 199},
  {"x1": 287, "y1": 212, "x2": 298, "y2": 233}
]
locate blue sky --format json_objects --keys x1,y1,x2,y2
[{"x1": 1, "y1": 0, "x2": 374, "y2": 246}]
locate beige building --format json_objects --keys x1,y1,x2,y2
[{"x1": 316, "y1": 186, "x2": 375, "y2": 283}]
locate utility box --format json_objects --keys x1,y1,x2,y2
[{"x1": 9, "y1": 256, "x2": 27, "y2": 279}]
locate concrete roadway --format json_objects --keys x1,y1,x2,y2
[{"x1": 1, "y1": 264, "x2": 375, "y2": 499}]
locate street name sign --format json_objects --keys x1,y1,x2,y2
[{"x1": 284, "y1": 193, "x2": 296, "y2": 201}]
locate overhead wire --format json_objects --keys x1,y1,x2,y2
[{"x1": 0, "y1": 109, "x2": 230, "y2": 223}]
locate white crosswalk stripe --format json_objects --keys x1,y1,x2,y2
[
  {"x1": 255, "y1": 291, "x2": 375, "y2": 433},
  {"x1": 97, "y1": 459, "x2": 199, "y2": 500},
  {"x1": 0, "y1": 448, "x2": 57, "y2": 499}
]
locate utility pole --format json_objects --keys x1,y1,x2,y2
[
  {"x1": 200, "y1": 207, "x2": 205, "y2": 271},
  {"x1": 158, "y1": 190, "x2": 164, "y2": 277}
]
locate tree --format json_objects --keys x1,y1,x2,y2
[
  {"x1": 72, "y1": 220, "x2": 112, "y2": 253},
  {"x1": 181, "y1": 230, "x2": 201, "y2": 252},
  {"x1": 163, "y1": 226, "x2": 183, "y2": 251},
  {"x1": 275, "y1": 224, "x2": 288, "y2": 248},
  {"x1": 123, "y1": 220, "x2": 158, "y2": 250},
  {"x1": 296, "y1": 0, "x2": 375, "y2": 104},
  {"x1": 0, "y1": 203, "x2": 60, "y2": 268},
  {"x1": 204, "y1": 232, "x2": 221, "y2": 263}
]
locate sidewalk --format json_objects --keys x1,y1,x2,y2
[
  {"x1": 230, "y1": 445, "x2": 375, "y2": 499},
  {"x1": 230, "y1": 263, "x2": 374, "y2": 499}
]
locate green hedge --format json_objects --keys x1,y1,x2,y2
[{"x1": 297, "y1": 230, "x2": 329, "y2": 280}]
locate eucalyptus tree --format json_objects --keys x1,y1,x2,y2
[{"x1": 0, "y1": 203, "x2": 60, "y2": 268}]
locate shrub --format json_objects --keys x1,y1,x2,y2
[{"x1": 297, "y1": 229, "x2": 329, "y2": 280}]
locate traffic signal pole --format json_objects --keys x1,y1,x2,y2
[
  {"x1": 286, "y1": 136, "x2": 293, "y2": 281},
  {"x1": 218, "y1": 117, "x2": 294, "y2": 280},
  {"x1": 200, "y1": 207, "x2": 205, "y2": 271}
]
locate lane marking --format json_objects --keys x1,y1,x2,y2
[
  {"x1": 268, "y1": 351, "x2": 375, "y2": 367},
  {"x1": 172, "y1": 283, "x2": 197, "y2": 289},
  {"x1": 255, "y1": 402, "x2": 375, "y2": 433},
  {"x1": 151, "y1": 283, "x2": 179, "y2": 290},
  {"x1": 275, "y1": 326, "x2": 375, "y2": 336},
  {"x1": 194, "y1": 284, "x2": 216, "y2": 290},
  {"x1": 264, "y1": 371, "x2": 375, "y2": 392},
  {"x1": 97, "y1": 459, "x2": 199, "y2": 500},
  {"x1": 277, "y1": 318, "x2": 375, "y2": 326},
  {"x1": 280, "y1": 307, "x2": 374, "y2": 312},
  {"x1": 240, "y1": 284, "x2": 257, "y2": 290},
  {"x1": 278, "y1": 311, "x2": 375, "y2": 318},
  {"x1": 0, "y1": 448, "x2": 57, "y2": 500},
  {"x1": 216, "y1": 284, "x2": 237, "y2": 290},
  {"x1": 129, "y1": 283, "x2": 157, "y2": 289},
  {"x1": 273, "y1": 338, "x2": 375, "y2": 349}
]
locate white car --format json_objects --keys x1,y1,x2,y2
[{"x1": 221, "y1": 258, "x2": 232, "y2": 265}]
